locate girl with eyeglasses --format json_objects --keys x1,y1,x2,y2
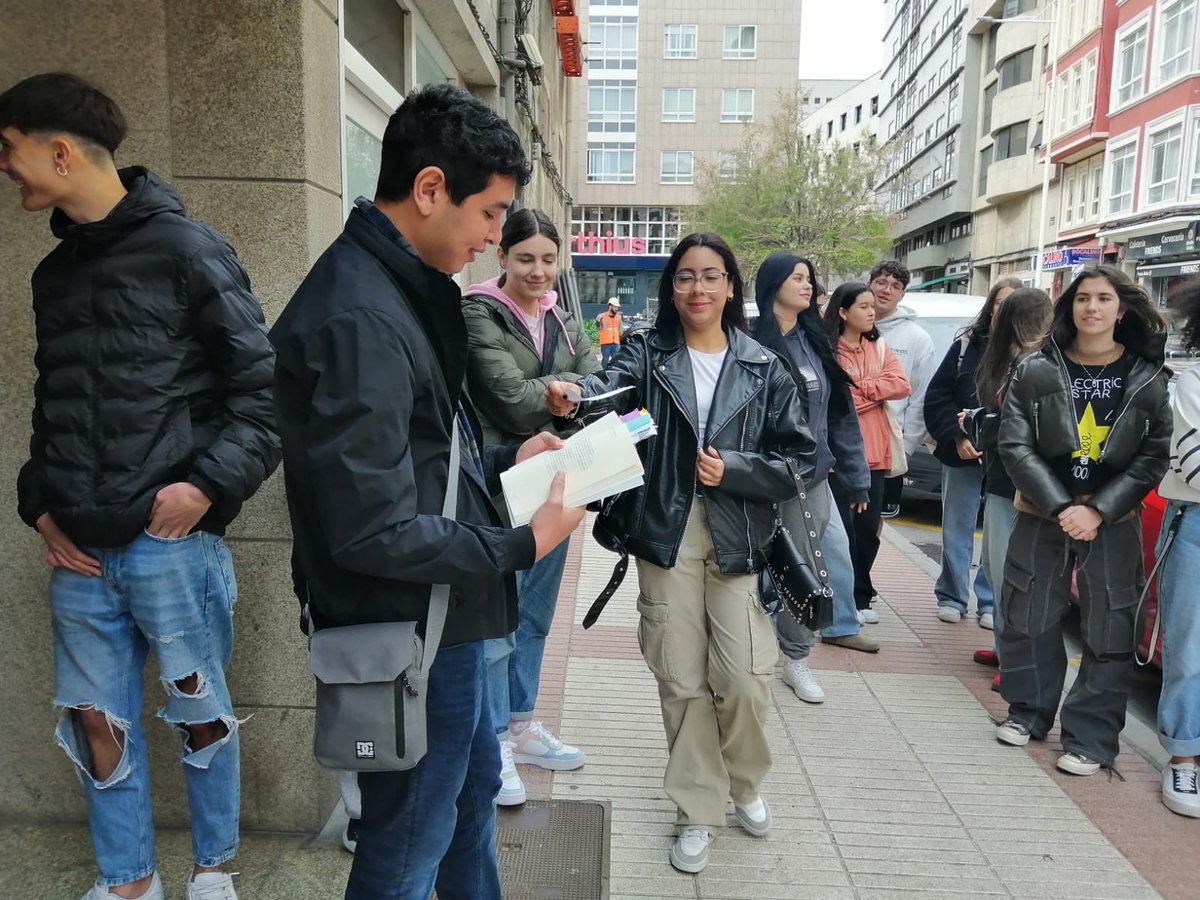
[
  {"x1": 545, "y1": 233, "x2": 815, "y2": 874},
  {"x1": 994, "y1": 266, "x2": 1171, "y2": 777}
]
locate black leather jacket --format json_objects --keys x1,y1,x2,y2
[
  {"x1": 998, "y1": 337, "x2": 1172, "y2": 523},
  {"x1": 575, "y1": 326, "x2": 816, "y2": 574}
]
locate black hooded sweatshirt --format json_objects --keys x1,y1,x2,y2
[{"x1": 16, "y1": 167, "x2": 281, "y2": 547}]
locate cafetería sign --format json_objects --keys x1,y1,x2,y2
[{"x1": 1126, "y1": 222, "x2": 1200, "y2": 260}]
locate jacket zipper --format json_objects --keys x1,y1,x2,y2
[
  {"x1": 653, "y1": 367, "x2": 698, "y2": 566},
  {"x1": 1049, "y1": 342, "x2": 1081, "y2": 453},
  {"x1": 1098, "y1": 359, "x2": 1162, "y2": 463}
]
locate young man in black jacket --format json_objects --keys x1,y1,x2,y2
[
  {"x1": 269, "y1": 84, "x2": 584, "y2": 899},
  {"x1": 1, "y1": 74, "x2": 280, "y2": 900}
]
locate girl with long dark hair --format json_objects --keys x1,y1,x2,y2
[
  {"x1": 995, "y1": 266, "x2": 1172, "y2": 776},
  {"x1": 925, "y1": 276, "x2": 1023, "y2": 629},
  {"x1": 822, "y1": 284, "x2": 911, "y2": 617},
  {"x1": 544, "y1": 234, "x2": 815, "y2": 873},
  {"x1": 463, "y1": 208, "x2": 597, "y2": 804},
  {"x1": 752, "y1": 254, "x2": 877, "y2": 705}
]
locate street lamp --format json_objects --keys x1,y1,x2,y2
[{"x1": 978, "y1": 6, "x2": 1058, "y2": 288}]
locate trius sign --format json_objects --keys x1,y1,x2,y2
[{"x1": 571, "y1": 231, "x2": 648, "y2": 254}]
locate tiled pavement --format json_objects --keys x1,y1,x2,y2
[{"x1": 527, "y1": 516, "x2": 1198, "y2": 900}]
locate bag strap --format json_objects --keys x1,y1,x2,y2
[
  {"x1": 1135, "y1": 504, "x2": 1186, "y2": 667},
  {"x1": 419, "y1": 415, "x2": 463, "y2": 675},
  {"x1": 581, "y1": 549, "x2": 630, "y2": 629}
]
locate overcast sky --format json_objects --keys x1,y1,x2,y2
[{"x1": 799, "y1": 1, "x2": 887, "y2": 80}]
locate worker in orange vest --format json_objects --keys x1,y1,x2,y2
[{"x1": 596, "y1": 297, "x2": 623, "y2": 365}]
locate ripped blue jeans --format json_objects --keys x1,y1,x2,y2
[{"x1": 50, "y1": 530, "x2": 240, "y2": 885}]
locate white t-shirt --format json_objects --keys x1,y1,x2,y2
[
  {"x1": 521, "y1": 310, "x2": 545, "y2": 358},
  {"x1": 688, "y1": 347, "x2": 727, "y2": 445}
]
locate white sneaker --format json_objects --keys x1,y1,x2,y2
[
  {"x1": 1057, "y1": 752, "x2": 1101, "y2": 776},
  {"x1": 82, "y1": 874, "x2": 164, "y2": 900},
  {"x1": 187, "y1": 873, "x2": 238, "y2": 900},
  {"x1": 857, "y1": 608, "x2": 880, "y2": 625},
  {"x1": 978, "y1": 612, "x2": 995, "y2": 630},
  {"x1": 1162, "y1": 761, "x2": 1200, "y2": 818},
  {"x1": 509, "y1": 720, "x2": 586, "y2": 771},
  {"x1": 496, "y1": 738, "x2": 527, "y2": 806},
  {"x1": 733, "y1": 795, "x2": 772, "y2": 837},
  {"x1": 669, "y1": 828, "x2": 712, "y2": 873},
  {"x1": 937, "y1": 606, "x2": 963, "y2": 623},
  {"x1": 782, "y1": 659, "x2": 826, "y2": 703},
  {"x1": 996, "y1": 718, "x2": 1032, "y2": 747}
]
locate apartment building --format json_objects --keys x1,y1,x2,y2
[
  {"x1": 800, "y1": 78, "x2": 864, "y2": 112},
  {"x1": 879, "y1": 0, "x2": 981, "y2": 293},
  {"x1": 1, "y1": 0, "x2": 579, "y2": 833},
  {"x1": 969, "y1": 2, "x2": 1058, "y2": 293},
  {"x1": 806, "y1": 73, "x2": 885, "y2": 149},
  {"x1": 568, "y1": 0, "x2": 802, "y2": 315}
]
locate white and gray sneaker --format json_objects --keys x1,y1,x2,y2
[
  {"x1": 733, "y1": 795, "x2": 772, "y2": 837},
  {"x1": 937, "y1": 606, "x2": 963, "y2": 623},
  {"x1": 187, "y1": 873, "x2": 239, "y2": 900},
  {"x1": 496, "y1": 737, "x2": 527, "y2": 806},
  {"x1": 1057, "y1": 752, "x2": 1102, "y2": 776},
  {"x1": 857, "y1": 608, "x2": 881, "y2": 625},
  {"x1": 1162, "y1": 761, "x2": 1200, "y2": 818},
  {"x1": 509, "y1": 720, "x2": 586, "y2": 770},
  {"x1": 996, "y1": 718, "x2": 1032, "y2": 747},
  {"x1": 782, "y1": 659, "x2": 826, "y2": 704},
  {"x1": 82, "y1": 874, "x2": 164, "y2": 900},
  {"x1": 669, "y1": 828, "x2": 713, "y2": 873},
  {"x1": 978, "y1": 612, "x2": 995, "y2": 630}
]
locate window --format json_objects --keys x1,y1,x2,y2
[
  {"x1": 1077, "y1": 166, "x2": 1089, "y2": 222},
  {"x1": 1003, "y1": 0, "x2": 1037, "y2": 14},
  {"x1": 718, "y1": 151, "x2": 739, "y2": 180},
  {"x1": 588, "y1": 81, "x2": 636, "y2": 133},
  {"x1": 986, "y1": 24, "x2": 999, "y2": 72},
  {"x1": 1064, "y1": 172, "x2": 1076, "y2": 226},
  {"x1": 589, "y1": 17, "x2": 638, "y2": 70},
  {"x1": 841, "y1": 112, "x2": 848, "y2": 132},
  {"x1": 1107, "y1": 141, "x2": 1137, "y2": 215},
  {"x1": 661, "y1": 88, "x2": 695, "y2": 122},
  {"x1": 978, "y1": 147, "x2": 992, "y2": 195},
  {"x1": 660, "y1": 151, "x2": 694, "y2": 184},
  {"x1": 992, "y1": 121, "x2": 1029, "y2": 161},
  {"x1": 827, "y1": 121, "x2": 834, "y2": 138},
  {"x1": 1114, "y1": 19, "x2": 1148, "y2": 106},
  {"x1": 1146, "y1": 122, "x2": 1184, "y2": 204},
  {"x1": 1055, "y1": 52, "x2": 1098, "y2": 136},
  {"x1": 1159, "y1": 0, "x2": 1196, "y2": 84},
  {"x1": 1191, "y1": 118, "x2": 1200, "y2": 196},
  {"x1": 998, "y1": 49, "x2": 1034, "y2": 90},
  {"x1": 1091, "y1": 157, "x2": 1104, "y2": 217},
  {"x1": 945, "y1": 132, "x2": 957, "y2": 176},
  {"x1": 855, "y1": 105, "x2": 863, "y2": 124},
  {"x1": 723, "y1": 25, "x2": 757, "y2": 59},
  {"x1": 587, "y1": 142, "x2": 635, "y2": 183},
  {"x1": 592, "y1": 0, "x2": 637, "y2": 5},
  {"x1": 982, "y1": 81, "x2": 997, "y2": 134},
  {"x1": 664, "y1": 24, "x2": 698, "y2": 59},
  {"x1": 721, "y1": 88, "x2": 754, "y2": 122},
  {"x1": 571, "y1": 205, "x2": 685, "y2": 257},
  {"x1": 871, "y1": 95, "x2": 879, "y2": 115}
]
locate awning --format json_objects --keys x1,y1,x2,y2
[
  {"x1": 911, "y1": 273, "x2": 968, "y2": 290},
  {"x1": 1135, "y1": 260, "x2": 1200, "y2": 278}
]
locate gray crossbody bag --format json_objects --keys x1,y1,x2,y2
[{"x1": 307, "y1": 419, "x2": 461, "y2": 771}]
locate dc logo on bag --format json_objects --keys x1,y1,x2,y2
[{"x1": 355, "y1": 741, "x2": 375, "y2": 760}]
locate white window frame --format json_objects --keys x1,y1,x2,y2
[
  {"x1": 661, "y1": 88, "x2": 696, "y2": 123},
  {"x1": 720, "y1": 88, "x2": 754, "y2": 123},
  {"x1": 723, "y1": 25, "x2": 757, "y2": 60},
  {"x1": 588, "y1": 81, "x2": 637, "y2": 135},
  {"x1": 1063, "y1": 171, "x2": 1077, "y2": 227},
  {"x1": 1090, "y1": 155, "x2": 1104, "y2": 219},
  {"x1": 1189, "y1": 111, "x2": 1200, "y2": 198},
  {"x1": 663, "y1": 24, "x2": 698, "y2": 59},
  {"x1": 1104, "y1": 131, "x2": 1141, "y2": 218},
  {"x1": 660, "y1": 151, "x2": 694, "y2": 184},
  {"x1": 1143, "y1": 113, "x2": 1187, "y2": 207},
  {"x1": 587, "y1": 142, "x2": 636, "y2": 183},
  {"x1": 1155, "y1": 0, "x2": 1197, "y2": 88},
  {"x1": 1054, "y1": 51, "x2": 1099, "y2": 138},
  {"x1": 1112, "y1": 13, "x2": 1150, "y2": 111},
  {"x1": 589, "y1": 17, "x2": 639, "y2": 70}
]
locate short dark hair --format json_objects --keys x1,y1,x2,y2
[
  {"x1": 1048, "y1": 264, "x2": 1166, "y2": 356},
  {"x1": 655, "y1": 233, "x2": 747, "y2": 335},
  {"x1": 824, "y1": 282, "x2": 880, "y2": 341},
  {"x1": 376, "y1": 83, "x2": 531, "y2": 204},
  {"x1": 1176, "y1": 278, "x2": 1200, "y2": 352},
  {"x1": 869, "y1": 259, "x2": 911, "y2": 288},
  {"x1": 500, "y1": 208, "x2": 560, "y2": 252},
  {"x1": 0, "y1": 72, "x2": 126, "y2": 156}
]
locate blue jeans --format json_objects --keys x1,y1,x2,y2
[
  {"x1": 809, "y1": 480, "x2": 862, "y2": 640},
  {"x1": 347, "y1": 640, "x2": 502, "y2": 900},
  {"x1": 1157, "y1": 500, "x2": 1200, "y2": 758},
  {"x1": 485, "y1": 538, "x2": 570, "y2": 733},
  {"x1": 983, "y1": 494, "x2": 1018, "y2": 651},
  {"x1": 935, "y1": 463, "x2": 993, "y2": 615},
  {"x1": 50, "y1": 531, "x2": 240, "y2": 885},
  {"x1": 601, "y1": 343, "x2": 619, "y2": 365}
]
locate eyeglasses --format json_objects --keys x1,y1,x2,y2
[
  {"x1": 871, "y1": 277, "x2": 904, "y2": 292},
  {"x1": 672, "y1": 270, "x2": 729, "y2": 292}
]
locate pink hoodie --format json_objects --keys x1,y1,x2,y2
[{"x1": 464, "y1": 276, "x2": 575, "y2": 358}]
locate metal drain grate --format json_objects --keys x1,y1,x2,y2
[{"x1": 496, "y1": 799, "x2": 609, "y2": 900}]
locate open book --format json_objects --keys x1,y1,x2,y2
[{"x1": 500, "y1": 412, "x2": 647, "y2": 526}]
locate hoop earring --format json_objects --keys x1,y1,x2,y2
[{"x1": 56, "y1": 165, "x2": 68, "y2": 176}]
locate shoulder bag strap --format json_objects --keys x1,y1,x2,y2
[{"x1": 419, "y1": 415, "x2": 462, "y2": 675}]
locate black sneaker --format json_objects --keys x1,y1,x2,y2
[
  {"x1": 880, "y1": 502, "x2": 901, "y2": 519},
  {"x1": 343, "y1": 818, "x2": 359, "y2": 853}
]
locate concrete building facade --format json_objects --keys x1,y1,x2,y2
[
  {"x1": 568, "y1": 0, "x2": 802, "y2": 315},
  {"x1": 806, "y1": 73, "x2": 885, "y2": 149},
  {"x1": 1, "y1": 0, "x2": 577, "y2": 834},
  {"x1": 880, "y1": 0, "x2": 982, "y2": 293}
]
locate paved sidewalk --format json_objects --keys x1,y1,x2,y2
[{"x1": 527, "y1": 517, "x2": 1198, "y2": 900}]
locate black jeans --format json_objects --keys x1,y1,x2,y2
[
  {"x1": 997, "y1": 512, "x2": 1142, "y2": 766},
  {"x1": 831, "y1": 469, "x2": 886, "y2": 609}
]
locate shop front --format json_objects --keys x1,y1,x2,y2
[
  {"x1": 569, "y1": 205, "x2": 682, "y2": 319},
  {"x1": 1038, "y1": 245, "x2": 1102, "y2": 296},
  {"x1": 1127, "y1": 221, "x2": 1200, "y2": 311}
]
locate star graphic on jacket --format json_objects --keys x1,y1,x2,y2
[{"x1": 1072, "y1": 402, "x2": 1111, "y2": 462}]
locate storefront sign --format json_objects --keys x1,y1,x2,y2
[
  {"x1": 572, "y1": 231, "x2": 648, "y2": 255},
  {"x1": 1135, "y1": 261, "x2": 1200, "y2": 278},
  {"x1": 1126, "y1": 223, "x2": 1199, "y2": 260},
  {"x1": 1040, "y1": 247, "x2": 1101, "y2": 269}
]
